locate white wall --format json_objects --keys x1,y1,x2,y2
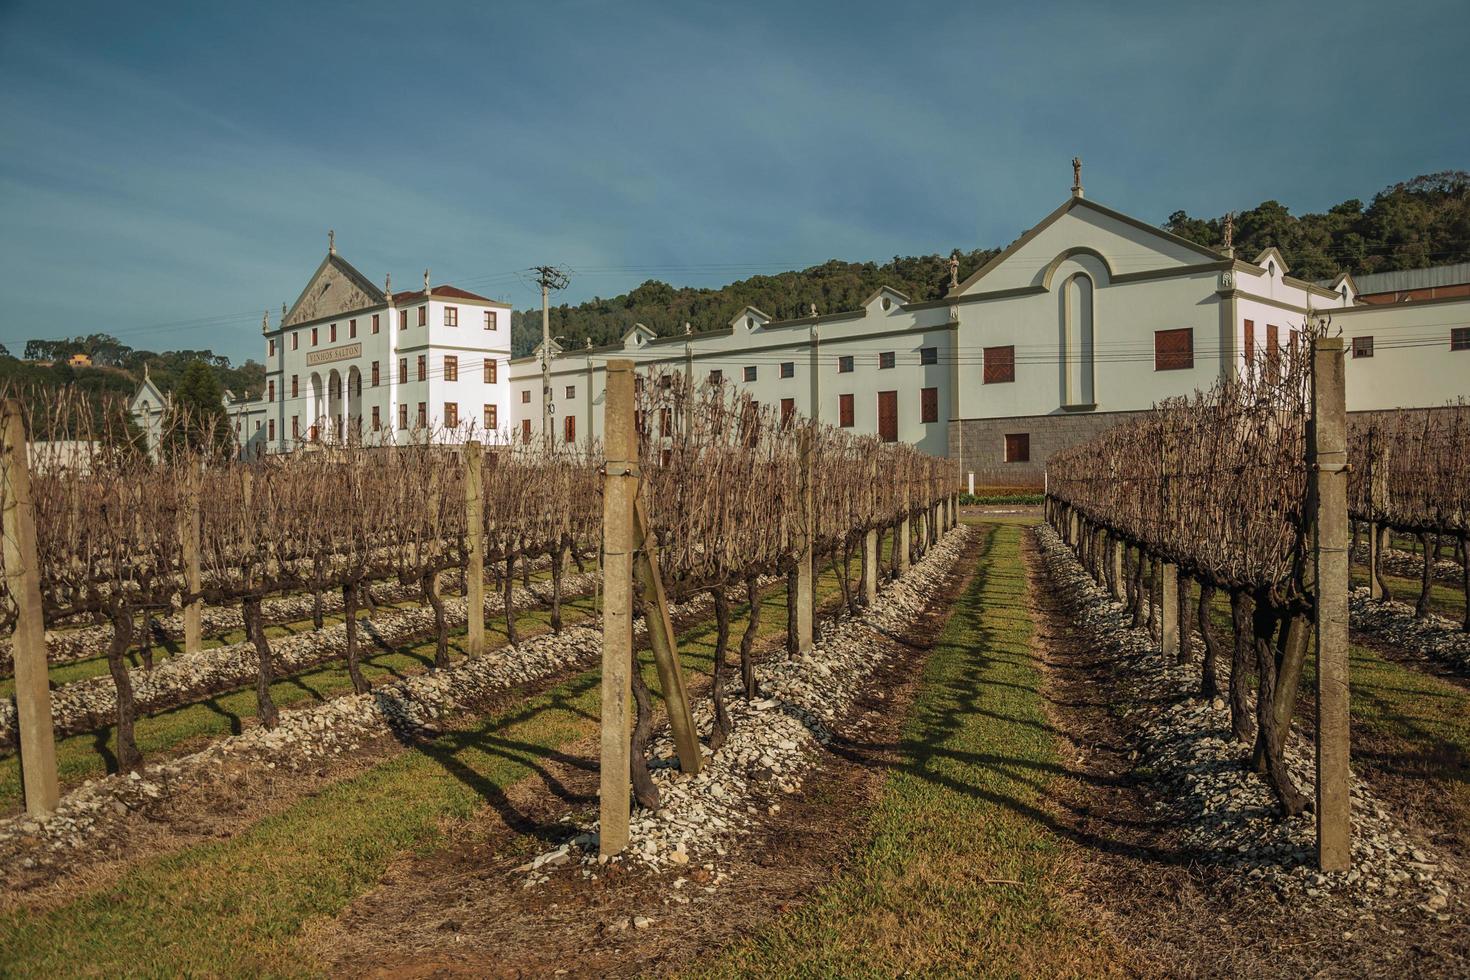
[{"x1": 1340, "y1": 297, "x2": 1470, "y2": 411}]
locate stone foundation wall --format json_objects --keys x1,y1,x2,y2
[{"x1": 947, "y1": 410, "x2": 1149, "y2": 489}]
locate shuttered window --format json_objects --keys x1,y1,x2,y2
[
  {"x1": 919, "y1": 346, "x2": 938, "y2": 365},
  {"x1": 565, "y1": 415, "x2": 576, "y2": 443},
  {"x1": 779, "y1": 361, "x2": 794, "y2": 378},
  {"x1": 744, "y1": 365, "x2": 757, "y2": 382},
  {"x1": 1154, "y1": 328, "x2": 1193, "y2": 371},
  {"x1": 1243, "y1": 319, "x2": 1254, "y2": 362},
  {"x1": 417, "y1": 355, "x2": 426, "y2": 382},
  {"x1": 1004, "y1": 433, "x2": 1030, "y2": 463},
  {"x1": 920, "y1": 386, "x2": 938, "y2": 423},
  {"x1": 1266, "y1": 324, "x2": 1280, "y2": 371},
  {"x1": 1451, "y1": 327, "x2": 1470, "y2": 351},
  {"x1": 878, "y1": 351, "x2": 895, "y2": 369},
  {"x1": 780, "y1": 398, "x2": 795, "y2": 426},
  {"x1": 1353, "y1": 336, "x2": 1374, "y2": 358},
  {"x1": 371, "y1": 362, "x2": 380, "y2": 387},
  {"x1": 838, "y1": 393, "x2": 854, "y2": 427},
  {"x1": 983, "y1": 346, "x2": 1015, "y2": 384}
]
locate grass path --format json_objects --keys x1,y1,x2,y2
[
  {"x1": 0, "y1": 561, "x2": 859, "y2": 977},
  {"x1": 698, "y1": 520, "x2": 1126, "y2": 977}
]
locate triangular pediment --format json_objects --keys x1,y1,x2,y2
[
  {"x1": 283, "y1": 252, "x2": 386, "y2": 328},
  {"x1": 954, "y1": 197, "x2": 1226, "y2": 296}
]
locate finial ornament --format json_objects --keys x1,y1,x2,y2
[
  {"x1": 809, "y1": 303, "x2": 818, "y2": 318},
  {"x1": 949, "y1": 250, "x2": 960, "y2": 291},
  {"x1": 684, "y1": 321, "x2": 692, "y2": 335},
  {"x1": 1071, "y1": 156, "x2": 1083, "y2": 198},
  {"x1": 423, "y1": 268, "x2": 430, "y2": 294},
  {"x1": 328, "y1": 229, "x2": 335, "y2": 255},
  {"x1": 262, "y1": 309, "x2": 270, "y2": 332},
  {"x1": 282, "y1": 302, "x2": 287, "y2": 319},
  {"x1": 1223, "y1": 211, "x2": 1236, "y2": 257}
]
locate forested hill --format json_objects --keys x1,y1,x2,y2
[
  {"x1": 511, "y1": 170, "x2": 1470, "y2": 357},
  {"x1": 510, "y1": 249, "x2": 1000, "y2": 358}
]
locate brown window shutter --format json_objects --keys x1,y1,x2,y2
[
  {"x1": 984, "y1": 346, "x2": 1015, "y2": 384},
  {"x1": 1154, "y1": 328, "x2": 1193, "y2": 371},
  {"x1": 920, "y1": 386, "x2": 938, "y2": 423},
  {"x1": 1005, "y1": 433, "x2": 1030, "y2": 463}
]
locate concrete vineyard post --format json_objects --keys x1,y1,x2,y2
[
  {"x1": 181, "y1": 469, "x2": 203, "y2": 655},
  {"x1": 795, "y1": 425, "x2": 814, "y2": 655},
  {"x1": 1366, "y1": 523, "x2": 1384, "y2": 600},
  {"x1": 465, "y1": 440, "x2": 485, "y2": 656},
  {"x1": 863, "y1": 528, "x2": 879, "y2": 604},
  {"x1": 898, "y1": 507, "x2": 911, "y2": 575},
  {"x1": 1311, "y1": 337, "x2": 1351, "y2": 872},
  {"x1": 1159, "y1": 562, "x2": 1179, "y2": 659},
  {"x1": 1111, "y1": 535, "x2": 1125, "y2": 601},
  {"x1": 1366, "y1": 440, "x2": 1389, "y2": 601},
  {"x1": 600, "y1": 360, "x2": 636, "y2": 857},
  {"x1": 1, "y1": 400, "x2": 60, "y2": 816}
]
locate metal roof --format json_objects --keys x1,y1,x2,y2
[{"x1": 1349, "y1": 261, "x2": 1470, "y2": 295}]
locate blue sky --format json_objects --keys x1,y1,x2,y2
[{"x1": 1, "y1": 0, "x2": 1465, "y2": 365}]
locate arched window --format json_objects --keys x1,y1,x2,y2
[{"x1": 1061, "y1": 272, "x2": 1095, "y2": 407}]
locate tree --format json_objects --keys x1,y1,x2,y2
[{"x1": 166, "y1": 360, "x2": 232, "y2": 458}]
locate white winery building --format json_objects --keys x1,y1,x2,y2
[{"x1": 134, "y1": 180, "x2": 1470, "y2": 482}]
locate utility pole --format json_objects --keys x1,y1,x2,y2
[{"x1": 532, "y1": 265, "x2": 571, "y2": 445}]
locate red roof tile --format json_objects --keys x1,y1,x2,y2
[{"x1": 391, "y1": 285, "x2": 503, "y2": 304}]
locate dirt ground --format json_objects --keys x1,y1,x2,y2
[
  {"x1": 1023, "y1": 530, "x2": 1470, "y2": 979},
  {"x1": 303, "y1": 537, "x2": 982, "y2": 978}
]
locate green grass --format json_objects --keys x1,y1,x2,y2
[
  {"x1": 0, "y1": 596, "x2": 598, "y2": 813},
  {"x1": 1349, "y1": 560, "x2": 1465, "y2": 622},
  {"x1": 0, "y1": 561, "x2": 857, "y2": 977},
  {"x1": 697, "y1": 520, "x2": 1124, "y2": 978}
]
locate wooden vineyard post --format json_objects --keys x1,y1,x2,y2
[
  {"x1": 795, "y1": 425, "x2": 814, "y2": 654},
  {"x1": 181, "y1": 466, "x2": 203, "y2": 655},
  {"x1": 632, "y1": 495, "x2": 702, "y2": 774},
  {"x1": 464, "y1": 440, "x2": 485, "y2": 656},
  {"x1": 1311, "y1": 337, "x2": 1351, "y2": 872},
  {"x1": 1, "y1": 400, "x2": 59, "y2": 816},
  {"x1": 600, "y1": 360, "x2": 637, "y2": 856}
]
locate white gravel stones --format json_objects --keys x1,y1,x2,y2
[
  {"x1": 523, "y1": 525, "x2": 973, "y2": 886},
  {"x1": 1036, "y1": 524, "x2": 1455, "y2": 915},
  {"x1": 1349, "y1": 587, "x2": 1470, "y2": 674},
  {"x1": 0, "y1": 573, "x2": 599, "y2": 746},
  {"x1": 0, "y1": 578, "x2": 708, "y2": 879}
]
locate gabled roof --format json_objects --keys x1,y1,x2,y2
[
  {"x1": 622, "y1": 323, "x2": 657, "y2": 348},
  {"x1": 861, "y1": 285, "x2": 911, "y2": 308},
  {"x1": 1327, "y1": 271, "x2": 1359, "y2": 301},
  {"x1": 729, "y1": 305, "x2": 772, "y2": 330},
  {"x1": 1253, "y1": 246, "x2": 1289, "y2": 275},
  {"x1": 953, "y1": 195, "x2": 1227, "y2": 295},
  {"x1": 392, "y1": 285, "x2": 507, "y2": 306},
  {"x1": 130, "y1": 371, "x2": 169, "y2": 412},
  {"x1": 283, "y1": 252, "x2": 386, "y2": 327}
]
